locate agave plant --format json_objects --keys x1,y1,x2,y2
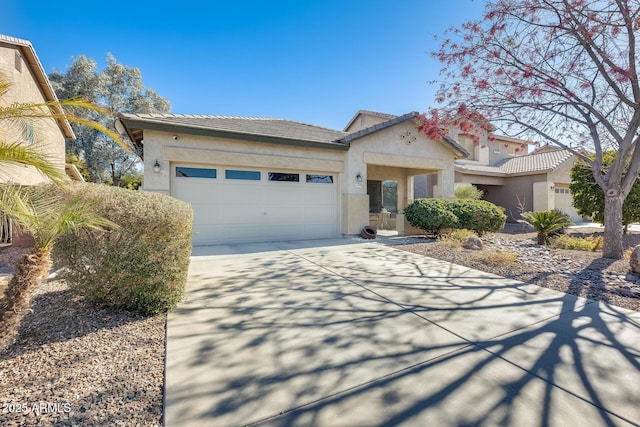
[{"x1": 520, "y1": 209, "x2": 573, "y2": 245}]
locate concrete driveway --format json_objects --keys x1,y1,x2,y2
[{"x1": 165, "y1": 239, "x2": 640, "y2": 426}]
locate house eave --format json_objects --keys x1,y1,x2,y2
[{"x1": 117, "y1": 117, "x2": 350, "y2": 155}]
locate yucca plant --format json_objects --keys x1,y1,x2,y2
[{"x1": 521, "y1": 209, "x2": 573, "y2": 245}]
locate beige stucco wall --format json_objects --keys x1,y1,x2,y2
[
  {"x1": 142, "y1": 130, "x2": 346, "y2": 193},
  {"x1": 480, "y1": 173, "x2": 547, "y2": 221},
  {"x1": 0, "y1": 42, "x2": 65, "y2": 185},
  {"x1": 344, "y1": 113, "x2": 391, "y2": 133}
]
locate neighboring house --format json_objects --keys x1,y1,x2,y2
[
  {"x1": 0, "y1": 34, "x2": 74, "y2": 184},
  {"x1": 117, "y1": 110, "x2": 468, "y2": 245},
  {"x1": 0, "y1": 34, "x2": 77, "y2": 244},
  {"x1": 414, "y1": 122, "x2": 582, "y2": 222}
]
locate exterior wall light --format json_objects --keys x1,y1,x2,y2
[
  {"x1": 153, "y1": 160, "x2": 161, "y2": 173},
  {"x1": 356, "y1": 172, "x2": 363, "y2": 183}
]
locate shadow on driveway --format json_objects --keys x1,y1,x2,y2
[{"x1": 166, "y1": 240, "x2": 640, "y2": 426}]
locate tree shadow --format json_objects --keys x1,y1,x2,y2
[{"x1": 166, "y1": 244, "x2": 640, "y2": 426}]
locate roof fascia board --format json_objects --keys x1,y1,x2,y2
[{"x1": 119, "y1": 118, "x2": 350, "y2": 152}]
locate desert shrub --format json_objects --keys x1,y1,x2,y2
[
  {"x1": 454, "y1": 184, "x2": 484, "y2": 200},
  {"x1": 53, "y1": 183, "x2": 193, "y2": 315},
  {"x1": 521, "y1": 209, "x2": 572, "y2": 245},
  {"x1": 443, "y1": 199, "x2": 506, "y2": 236},
  {"x1": 470, "y1": 250, "x2": 519, "y2": 265},
  {"x1": 404, "y1": 198, "x2": 458, "y2": 234},
  {"x1": 550, "y1": 235, "x2": 597, "y2": 251}
]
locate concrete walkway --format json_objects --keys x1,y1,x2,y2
[{"x1": 166, "y1": 239, "x2": 640, "y2": 426}]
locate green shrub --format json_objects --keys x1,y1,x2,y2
[
  {"x1": 454, "y1": 184, "x2": 483, "y2": 200},
  {"x1": 404, "y1": 198, "x2": 506, "y2": 236},
  {"x1": 443, "y1": 199, "x2": 506, "y2": 236},
  {"x1": 521, "y1": 209, "x2": 572, "y2": 245},
  {"x1": 550, "y1": 234, "x2": 603, "y2": 251},
  {"x1": 53, "y1": 183, "x2": 193, "y2": 315},
  {"x1": 404, "y1": 198, "x2": 458, "y2": 234}
]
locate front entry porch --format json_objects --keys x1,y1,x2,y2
[{"x1": 366, "y1": 163, "x2": 450, "y2": 235}]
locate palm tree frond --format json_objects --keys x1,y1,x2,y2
[{"x1": 0, "y1": 141, "x2": 67, "y2": 184}]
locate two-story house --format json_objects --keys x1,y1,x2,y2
[{"x1": 0, "y1": 34, "x2": 78, "y2": 244}]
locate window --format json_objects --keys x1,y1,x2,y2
[
  {"x1": 14, "y1": 51, "x2": 22, "y2": 73},
  {"x1": 306, "y1": 174, "x2": 334, "y2": 183},
  {"x1": 268, "y1": 172, "x2": 299, "y2": 182},
  {"x1": 176, "y1": 167, "x2": 217, "y2": 178},
  {"x1": 225, "y1": 169, "x2": 261, "y2": 180}
]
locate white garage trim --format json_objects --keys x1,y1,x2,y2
[{"x1": 171, "y1": 164, "x2": 340, "y2": 245}]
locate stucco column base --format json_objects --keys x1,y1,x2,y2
[
  {"x1": 342, "y1": 194, "x2": 369, "y2": 236},
  {"x1": 399, "y1": 215, "x2": 425, "y2": 236}
]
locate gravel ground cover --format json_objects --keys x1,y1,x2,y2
[
  {"x1": 0, "y1": 225, "x2": 638, "y2": 425},
  {"x1": 392, "y1": 224, "x2": 640, "y2": 312},
  {"x1": 0, "y1": 246, "x2": 164, "y2": 427}
]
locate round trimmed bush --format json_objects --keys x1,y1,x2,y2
[
  {"x1": 404, "y1": 198, "x2": 458, "y2": 233},
  {"x1": 444, "y1": 199, "x2": 506, "y2": 236},
  {"x1": 53, "y1": 183, "x2": 193, "y2": 315}
]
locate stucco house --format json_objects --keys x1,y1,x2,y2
[
  {"x1": 117, "y1": 110, "x2": 468, "y2": 245},
  {"x1": 0, "y1": 34, "x2": 80, "y2": 244}
]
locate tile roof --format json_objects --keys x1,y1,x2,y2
[
  {"x1": 496, "y1": 149, "x2": 575, "y2": 174},
  {"x1": 118, "y1": 113, "x2": 349, "y2": 148},
  {"x1": 455, "y1": 160, "x2": 505, "y2": 176},
  {"x1": 455, "y1": 149, "x2": 575, "y2": 176}
]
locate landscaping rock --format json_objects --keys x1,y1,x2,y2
[
  {"x1": 630, "y1": 245, "x2": 640, "y2": 274},
  {"x1": 462, "y1": 235, "x2": 483, "y2": 250}
]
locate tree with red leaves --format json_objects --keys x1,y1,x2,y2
[{"x1": 421, "y1": 0, "x2": 640, "y2": 259}]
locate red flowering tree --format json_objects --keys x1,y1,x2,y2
[{"x1": 420, "y1": 0, "x2": 640, "y2": 259}]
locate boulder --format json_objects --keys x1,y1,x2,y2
[
  {"x1": 630, "y1": 245, "x2": 640, "y2": 274},
  {"x1": 462, "y1": 235, "x2": 483, "y2": 250}
]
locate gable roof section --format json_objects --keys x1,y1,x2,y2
[
  {"x1": 117, "y1": 113, "x2": 350, "y2": 151},
  {"x1": 343, "y1": 109, "x2": 398, "y2": 132},
  {"x1": 339, "y1": 111, "x2": 469, "y2": 158},
  {"x1": 0, "y1": 34, "x2": 74, "y2": 139},
  {"x1": 456, "y1": 149, "x2": 575, "y2": 176}
]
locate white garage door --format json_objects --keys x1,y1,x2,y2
[
  {"x1": 554, "y1": 186, "x2": 581, "y2": 222},
  {"x1": 171, "y1": 165, "x2": 339, "y2": 245}
]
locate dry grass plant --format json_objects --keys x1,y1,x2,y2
[{"x1": 470, "y1": 249, "x2": 519, "y2": 265}]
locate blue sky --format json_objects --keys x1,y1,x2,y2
[{"x1": 3, "y1": 1, "x2": 485, "y2": 130}]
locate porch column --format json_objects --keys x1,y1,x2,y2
[{"x1": 434, "y1": 167, "x2": 455, "y2": 198}]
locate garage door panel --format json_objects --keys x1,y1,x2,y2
[{"x1": 172, "y1": 164, "x2": 338, "y2": 245}]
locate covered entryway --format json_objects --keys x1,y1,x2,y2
[{"x1": 171, "y1": 164, "x2": 339, "y2": 245}]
